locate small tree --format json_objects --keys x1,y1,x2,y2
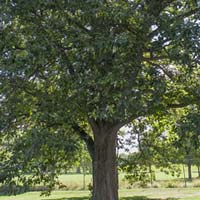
[
  {"x1": 173, "y1": 106, "x2": 200, "y2": 181},
  {"x1": 119, "y1": 116, "x2": 181, "y2": 186}
]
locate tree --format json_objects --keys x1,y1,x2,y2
[
  {"x1": 0, "y1": 123, "x2": 83, "y2": 194},
  {"x1": 172, "y1": 106, "x2": 200, "y2": 181},
  {"x1": 0, "y1": 1, "x2": 200, "y2": 200},
  {"x1": 119, "y1": 115, "x2": 181, "y2": 186}
]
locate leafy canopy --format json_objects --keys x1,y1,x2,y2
[{"x1": 1, "y1": 0, "x2": 200, "y2": 124}]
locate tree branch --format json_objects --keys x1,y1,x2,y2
[
  {"x1": 72, "y1": 125, "x2": 94, "y2": 160},
  {"x1": 167, "y1": 102, "x2": 190, "y2": 109},
  {"x1": 146, "y1": 0, "x2": 176, "y2": 17},
  {"x1": 176, "y1": 7, "x2": 200, "y2": 20}
]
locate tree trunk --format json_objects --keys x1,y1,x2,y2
[
  {"x1": 188, "y1": 162, "x2": 192, "y2": 181},
  {"x1": 76, "y1": 167, "x2": 81, "y2": 174},
  {"x1": 92, "y1": 124, "x2": 119, "y2": 200},
  {"x1": 198, "y1": 165, "x2": 200, "y2": 178},
  {"x1": 186, "y1": 155, "x2": 192, "y2": 181}
]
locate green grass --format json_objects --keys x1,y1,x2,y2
[
  {"x1": 1, "y1": 166, "x2": 200, "y2": 200},
  {"x1": 57, "y1": 173, "x2": 127, "y2": 189},
  {"x1": 56, "y1": 167, "x2": 200, "y2": 190},
  {"x1": 155, "y1": 166, "x2": 199, "y2": 181},
  {"x1": 58, "y1": 174, "x2": 92, "y2": 190},
  {"x1": 1, "y1": 188, "x2": 200, "y2": 200}
]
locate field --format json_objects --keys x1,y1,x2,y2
[
  {"x1": 57, "y1": 166, "x2": 200, "y2": 190},
  {"x1": 1, "y1": 167, "x2": 200, "y2": 200},
  {"x1": 1, "y1": 188, "x2": 200, "y2": 200}
]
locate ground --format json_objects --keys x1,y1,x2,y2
[
  {"x1": 1, "y1": 188, "x2": 200, "y2": 200},
  {"x1": 1, "y1": 167, "x2": 200, "y2": 200}
]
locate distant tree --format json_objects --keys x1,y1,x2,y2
[
  {"x1": 0, "y1": 1, "x2": 200, "y2": 199},
  {"x1": 119, "y1": 115, "x2": 181, "y2": 186},
  {"x1": 172, "y1": 106, "x2": 200, "y2": 181},
  {"x1": 0, "y1": 124, "x2": 82, "y2": 194}
]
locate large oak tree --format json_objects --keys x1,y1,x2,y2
[{"x1": 0, "y1": 1, "x2": 200, "y2": 200}]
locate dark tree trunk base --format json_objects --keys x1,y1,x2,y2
[{"x1": 91, "y1": 122, "x2": 119, "y2": 200}]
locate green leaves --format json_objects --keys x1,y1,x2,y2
[
  {"x1": 1, "y1": 0, "x2": 199, "y2": 123},
  {"x1": 0, "y1": 123, "x2": 82, "y2": 193}
]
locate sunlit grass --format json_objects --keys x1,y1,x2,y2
[
  {"x1": 1, "y1": 188, "x2": 200, "y2": 200},
  {"x1": 56, "y1": 167, "x2": 200, "y2": 190},
  {"x1": 1, "y1": 166, "x2": 200, "y2": 200}
]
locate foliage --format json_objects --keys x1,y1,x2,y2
[
  {"x1": 120, "y1": 106, "x2": 200, "y2": 183},
  {"x1": 171, "y1": 105, "x2": 200, "y2": 178},
  {"x1": 173, "y1": 106, "x2": 200, "y2": 156},
  {"x1": 119, "y1": 153, "x2": 156, "y2": 187},
  {"x1": 1, "y1": 1, "x2": 200, "y2": 122},
  {"x1": 119, "y1": 115, "x2": 182, "y2": 185},
  {"x1": 0, "y1": 125, "x2": 82, "y2": 195}
]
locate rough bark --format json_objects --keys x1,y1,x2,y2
[
  {"x1": 91, "y1": 121, "x2": 119, "y2": 200},
  {"x1": 73, "y1": 121, "x2": 120, "y2": 200},
  {"x1": 198, "y1": 165, "x2": 200, "y2": 177},
  {"x1": 186, "y1": 154, "x2": 192, "y2": 181},
  {"x1": 188, "y1": 162, "x2": 192, "y2": 181},
  {"x1": 76, "y1": 167, "x2": 81, "y2": 174}
]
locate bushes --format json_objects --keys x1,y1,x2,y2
[{"x1": 0, "y1": 185, "x2": 30, "y2": 195}]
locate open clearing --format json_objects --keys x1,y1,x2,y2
[
  {"x1": 1, "y1": 188, "x2": 200, "y2": 200},
  {"x1": 1, "y1": 170, "x2": 200, "y2": 200},
  {"x1": 55, "y1": 169, "x2": 200, "y2": 190}
]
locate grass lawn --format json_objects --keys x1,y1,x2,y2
[
  {"x1": 1, "y1": 188, "x2": 200, "y2": 200},
  {"x1": 57, "y1": 169, "x2": 200, "y2": 190},
  {"x1": 1, "y1": 169, "x2": 200, "y2": 200}
]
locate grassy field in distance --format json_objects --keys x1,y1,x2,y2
[
  {"x1": 1, "y1": 166, "x2": 200, "y2": 200},
  {"x1": 58, "y1": 173, "x2": 128, "y2": 189},
  {"x1": 57, "y1": 166, "x2": 200, "y2": 190}
]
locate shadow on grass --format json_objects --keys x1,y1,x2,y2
[
  {"x1": 121, "y1": 196, "x2": 151, "y2": 200},
  {"x1": 42, "y1": 197, "x2": 89, "y2": 200},
  {"x1": 121, "y1": 197, "x2": 178, "y2": 200},
  {"x1": 43, "y1": 197, "x2": 178, "y2": 200}
]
